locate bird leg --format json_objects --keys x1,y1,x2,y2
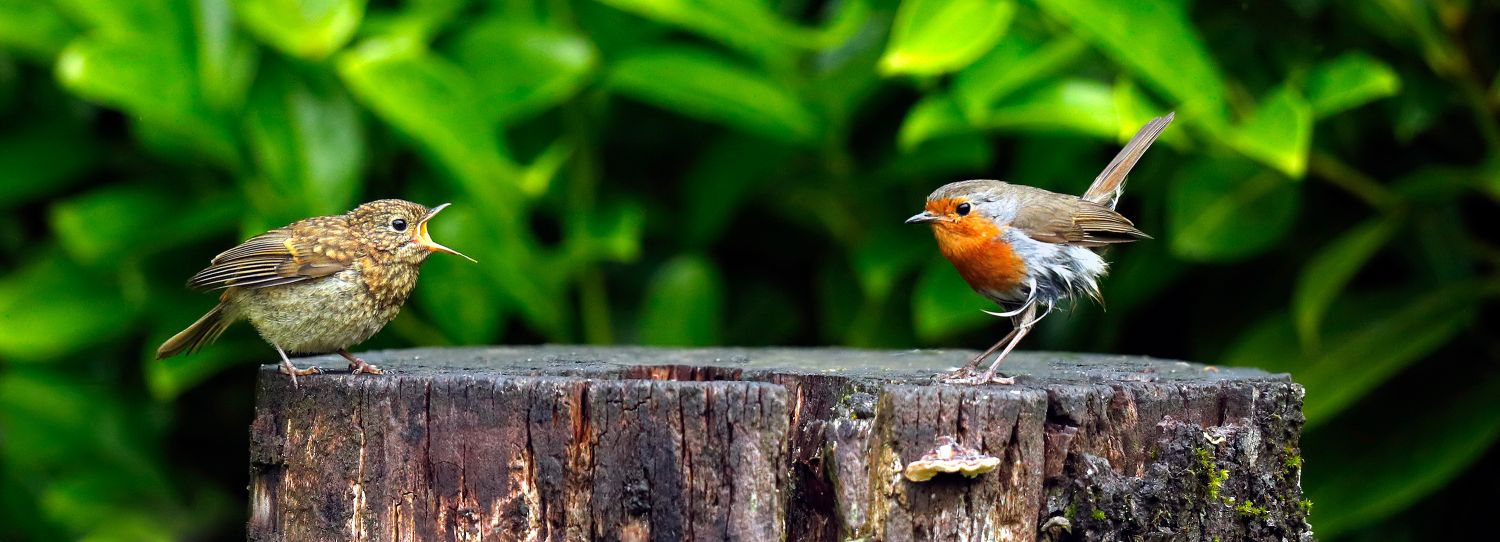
[
  {"x1": 940, "y1": 327, "x2": 1019, "y2": 382},
  {"x1": 338, "y1": 348, "x2": 384, "y2": 375},
  {"x1": 976, "y1": 303, "x2": 1041, "y2": 384},
  {"x1": 275, "y1": 345, "x2": 321, "y2": 388}
]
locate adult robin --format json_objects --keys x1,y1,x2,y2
[
  {"x1": 907, "y1": 113, "x2": 1174, "y2": 383},
  {"x1": 156, "y1": 199, "x2": 473, "y2": 384}
]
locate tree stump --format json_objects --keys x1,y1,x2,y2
[{"x1": 248, "y1": 347, "x2": 1311, "y2": 541}]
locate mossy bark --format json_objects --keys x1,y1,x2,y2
[{"x1": 248, "y1": 346, "x2": 1311, "y2": 541}]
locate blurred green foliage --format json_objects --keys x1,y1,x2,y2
[{"x1": 0, "y1": 0, "x2": 1497, "y2": 539}]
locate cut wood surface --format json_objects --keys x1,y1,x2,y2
[{"x1": 248, "y1": 347, "x2": 1311, "y2": 541}]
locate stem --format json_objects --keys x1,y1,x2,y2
[
  {"x1": 1307, "y1": 152, "x2": 1404, "y2": 211},
  {"x1": 564, "y1": 99, "x2": 614, "y2": 344}
]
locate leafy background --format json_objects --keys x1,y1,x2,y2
[{"x1": 1, "y1": 0, "x2": 1497, "y2": 539}]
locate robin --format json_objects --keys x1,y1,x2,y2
[
  {"x1": 907, "y1": 113, "x2": 1174, "y2": 383},
  {"x1": 155, "y1": 199, "x2": 473, "y2": 384}
]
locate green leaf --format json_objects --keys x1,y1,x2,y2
[
  {"x1": 985, "y1": 79, "x2": 1117, "y2": 138},
  {"x1": 234, "y1": 0, "x2": 365, "y2": 59},
  {"x1": 880, "y1": 0, "x2": 1016, "y2": 76},
  {"x1": 596, "y1": 0, "x2": 864, "y2": 61},
  {"x1": 1035, "y1": 0, "x2": 1227, "y2": 124},
  {"x1": 0, "y1": 0, "x2": 77, "y2": 60},
  {"x1": 607, "y1": 46, "x2": 819, "y2": 144},
  {"x1": 193, "y1": 0, "x2": 258, "y2": 111},
  {"x1": 337, "y1": 41, "x2": 519, "y2": 213},
  {"x1": 1229, "y1": 85, "x2": 1313, "y2": 178},
  {"x1": 565, "y1": 200, "x2": 646, "y2": 264},
  {"x1": 57, "y1": 35, "x2": 236, "y2": 163},
  {"x1": 244, "y1": 62, "x2": 364, "y2": 217},
  {"x1": 1301, "y1": 286, "x2": 1478, "y2": 425},
  {"x1": 1305, "y1": 370, "x2": 1500, "y2": 536},
  {"x1": 0, "y1": 121, "x2": 97, "y2": 207},
  {"x1": 1304, "y1": 51, "x2": 1401, "y2": 118},
  {"x1": 953, "y1": 34, "x2": 1088, "y2": 120},
  {"x1": 50, "y1": 185, "x2": 240, "y2": 265},
  {"x1": 897, "y1": 93, "x2": 972, "y2": 151},
  {"x1": 637, "y1": 255, "x2": 724, "y2": 346},
  {"x1": 447, "y1": 17, "x2": 598, "y2": 125},
  {"x1": 1292, "y1": 217, "x2": 1399, "y2": 349},
  {"x1": 1167, "y1": 158, "x2": 1301, "y2": 262},
  {"x1": 0, "y1": 254, "x2": 138, "y2": 362},
  {"x1": 912, "y1": 255, "x2": 994, "y2": 342}
]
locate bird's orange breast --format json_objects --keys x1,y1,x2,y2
[{"x1": 932, "y1": 218, "x2": 1027, "y2": 294}]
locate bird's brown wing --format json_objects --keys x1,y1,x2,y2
[
  {"x1": 187, "y1": 221, "x2": 356, "y2": 291},
  {"x1": 1011, "y1": 198, "x2": 1150, "y2": 248}
]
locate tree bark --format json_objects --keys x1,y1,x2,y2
[{"x1": 248, "y1": 347, "x2": 1311, "y2": 541}]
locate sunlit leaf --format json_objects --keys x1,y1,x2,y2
[
  {"x1": 0, "y1": 0, "x2": 76, "y2": 60},
  {"x1": 607, "y1": 45, "x2": 819, "y2": 144},
  {"x1": 1168, "y1": 158, "x2": 1300, "y2": 262},
  {"x1": 244, "y1": 62, "x2": 364, "y2": 217},
  {"x1": 1305, "y1": 51, "x2": 1400, "y2": 118},
  {"x1": 337, "y1": 41, "x2": 519, "y2": 212},
  {"x1": 57, "y1": 36, "x2": 235, "y2": 163},
  {"x1": 1034, "y1": 0, "x2": 1228, "y2": 124},
  {"x1": 0, "y1": 254, "x2": 138, "y2": 362},
  {"x1": 880, "y1": 0, "x2": 1015, "y2": 76},
  {"x1": 637, "y1": 255, "x2": 724, "y2": 346},
  {"x1": 913, "y1": 255, "x2": 994, "y2": 342},
  {"x1": 596, "y1": 0, "x2": 865, "y2": 60},
  {"x1": 447, "y1": 17, "x2": 598, "y2": 125},
  {"x1": 1292, "y1": 216, "x2": 1399, "y2": 349},
  {"x1": 1230, "y1": 85, "x2": 1313, "y2": 178},
  {"x1": 953, "y1": 34, "x2": 1088, "y2": 121},
  {"x1": 234, "y1": 0, "x2": 364, "y2": 59},
  {"x1": 985, "y1": 79, "x2": 1117, "y2": 138}
]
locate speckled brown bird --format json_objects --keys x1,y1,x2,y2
[
  {"x1": 908, "y1": 113, "x2": 1173, "y2": 384},
  {"x1": 156, "y1": 199, "x2": 473, "y2": 383}
]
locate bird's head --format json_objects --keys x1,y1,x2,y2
[
  {"x1": 905, "y1": 180, "x2": 1014, "y2": 243},
  {"x1": 349, "y1": 199, "x2": 475, "y2": 263}
]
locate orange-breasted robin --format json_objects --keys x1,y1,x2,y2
[
  {"x1": 156, "y1": 199, "x2": 473, "y2": 384},
  {"x1": 907, "y1": 113, "x2": 1174, "y2": 384}
]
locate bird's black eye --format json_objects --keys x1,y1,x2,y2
[
  {"x1": 955, "y1": 203, "x2": 972, "y2": 216},
  {"x1": 391, "y1": 218, "x2": 408, "y2": 231}
]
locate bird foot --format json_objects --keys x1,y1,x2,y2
[
  {"x1": 279, "y1": 363, "x2": 321, "y2": 388},
  {"x1": 938, "y1": 369, "x2": 1015, "y2": 385},
  {"x1": 348, "y1": 358, "x2": 384, "y2": 375}
]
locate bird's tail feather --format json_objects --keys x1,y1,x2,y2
[
  {"x1": 1083, "y1": 112, "x2": 1175, "y2": 209},
  {"x1": 156, "y1": 303, "x2": 234, "y2": 360}
]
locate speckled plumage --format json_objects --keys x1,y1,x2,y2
[{"x1": 157, "y1": 199, "x2": 471, "y2": 381}]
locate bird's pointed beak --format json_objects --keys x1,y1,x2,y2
[
  {"x1": 905, "y1": 211, "x2": 941, "y2": 224},
  {"x1": 416, "y1": 203, "x2": 477, "y2": 263}
]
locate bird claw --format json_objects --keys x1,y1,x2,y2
[
  {"x1": 348, "y1": 359, "x2": 383, "y2": 375},
  {"x1": 279, "y1": 364, "x2": 321, "y2": 389},
  {"x1": 938, "y1": 369, "x2": 1015, "y2": 385}
]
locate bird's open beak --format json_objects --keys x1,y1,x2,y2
[
  {"x1": 905, "y1": 211, "x2": 941, "y2": 224},
  {"x1": 416, "y1": 203, "x2": 477, "y2": 262}
]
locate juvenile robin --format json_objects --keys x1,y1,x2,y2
[
  {"x1": 156, "y1": 199, "x2": 473, "y2": 384},
  {"x1": 907, "y1": 113, "x2": 1174, "y2": 384}
]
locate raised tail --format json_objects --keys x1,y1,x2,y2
[
  {"x1": 1083, "y1": 112, "x2": 1175, "y2": 209},
  {"x1": 156, "y1": 303, "x2": 235, "y2": 359}
]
